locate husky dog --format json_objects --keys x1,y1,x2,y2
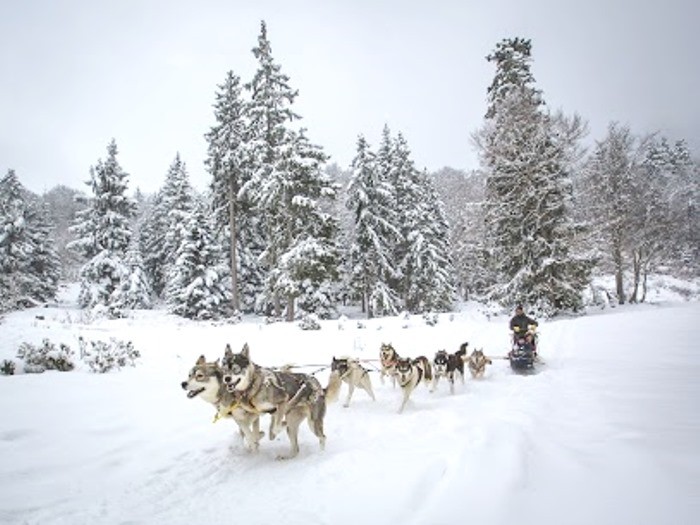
[
  {"x1": 431, "y1": 343, "x2": 468, "y2": 394},
  {"x1": 180, "y1": 355, "x2": 264, "y2": 451},
  {"x1": 395, "y1": 356, "x2": 433, "y2": 414},
  {"x1": 379, "y1": 343, "x2": 401, "y2": 386},
  {"x1": 326, "y1": 356, "x2": 376, "y2": 407},
  {"x1": 467, "y1": 348, "x2": 492, "y2": 379},
  {"x1": 221, "y1": 343, "x2": 326, "y2": 460}
]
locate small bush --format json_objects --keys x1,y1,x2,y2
[
  {"x1": 79, "y1": 337, "x2": 140, "y2": 374},
  {"x1": 17, "y1": 339, "x2": 76, "y2": 373},
  {"x1": 298, "y1": 313, "x2": 321, "y2": 331},
  {"x1": 1, "y1": 360, "x2": 15, "y2": 375},
  {"x1": 423, "y1": 312, "x2": 439, "y2": 326}
]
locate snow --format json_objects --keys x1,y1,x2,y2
[{"x1": 0, "y1": 285, "x2": 698, "y2": 525}]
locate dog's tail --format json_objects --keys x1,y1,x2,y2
[
  {"x1": 324, "y1": 371, "x2": 342, "y2": 404},
  {"x1": 415, "y1": 356, "x2": 433, "y2": 382},
  {"x1": 459, "y1": 342, "x2": 469, "y2": 354}
]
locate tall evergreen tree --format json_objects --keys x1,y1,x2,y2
[
  {"x1": 68, "y1": 140, "x2": 135, "y2": 317},
  {"x1": 346, "y1": 135, "x2": 402, "y2": 317},
  {"x1": 205, "y1": 71, "x2": 259, "y2": 313},
  {"x1": 271, "y1": 129, "x2": 340, "y2": 320},
  {"x1": 476, "y1": 38, "x2": 592, "y2": 314},
  {"x1": 0, "y1": 170, "x2": 61, "y2": 312},
  {"x1": 242, "y1": 20, "x2": 301, "y2": 316},
  {"x1": 166, "y1": 204, "x2": 231, "y2": 320}
]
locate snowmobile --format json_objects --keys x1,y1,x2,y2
[{"x1": 509, "y1": 325, "x2": 538, "y2": 372}]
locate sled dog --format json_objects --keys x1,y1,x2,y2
[
  {"x1": 467, "y1": 348, "x2": 492, "y2": 379},
  {"x1": 395, "y1": 355, "x2": 433, "y2": 414},
  {"x1": 431, "y1": 343, "x2": 468, "y2": 394},
  {"x1": 220, "y1": 343, "x2": 326, "y2": 459},
  {"x1": 379, "y1": 343, "x2": 402, "y2": 386},
  {"x1": 180, "y1": 355, "x2": 264, "y2": 451},
  {"x1": 326, "y1": 356, "x2": 376, "y2": 407}
]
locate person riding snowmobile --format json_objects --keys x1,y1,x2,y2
[{"x1": 509, "y1": 304, "x2": 538, "y2": 353}]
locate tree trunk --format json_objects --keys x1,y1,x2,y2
[
  {"x1": 612, "y1": 228, "x2": 625, "y2": 304},
  {"x1": 228, "y1": 178, "x2": 240, "y2": 313},
  {"x1": 630, "y1": 249, "x2": 641, "y2": 303},
  {"x1": 286, "y1": 297, "x2": 295, "y2": 322}
]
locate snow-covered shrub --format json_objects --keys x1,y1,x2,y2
[
  {"x1": 422, "y1": 312, "x2": 438, "y2": 326},
  {"x1": 79, "y1": 337, "x2": 140, "y2": 374},
  {"x1": 16, "y1": 339, "x2": 75, "y2": 372},
  {"x1": 1, "y1": 360, "x2": 15, "y2": 375},
  {"x1": 298, "y1": 313, "x2": 321, "y2": 331}
]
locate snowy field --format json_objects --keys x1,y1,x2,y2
[{"x1": 0, "y1": 285, "x2": 698, "y2": 525}]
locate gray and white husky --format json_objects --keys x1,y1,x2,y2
[
  {"x1": 326, "y1": 356, "x2": 376, "y2": 407},
  {"x1": 180, "y1": 355, "x2": 264, "y2": 451},
  {"x1": 395, "y1": 355, "x2": 433, "y2": 414},
  {"x1": 220, "y1": 343, "x2": 327, "y2": 460},
  {"x1": 466, "y1": 348, "x2": 492, "y2": 379}
]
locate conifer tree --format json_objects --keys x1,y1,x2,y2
[
  {"x1": 242, "y1": 20, "x2": 301, "y2": 316},
  {"x1": 346, "y1": 135, "x2": 402, "y2": 317},
  {"x1": 271, "y1": 129, "x2": 340, "y2": 320},
  {"x1": 476, "y1": 38, "x2": 592, "y2": 314},
  {"x1": 0, "y1": 170, "x2": 61, "y2": 312},
  {"x1": 166, "y1": 204, "x2": 231, "y2": 320},
  {"x1": 68, "y1": 140, "x2": 135, "y2": 317},
  {"x1": 205, "y1": 71, "x2": 260, "y2": 313}
]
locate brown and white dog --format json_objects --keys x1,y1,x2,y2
[
  {"x1": 395, "y1": 355, "x2": 433, "y2": 414},
  {"x1": 466, "y1": 348, "x2": 492, "y2": 379},
  {"x1": 326, "y1": 356, "x2": 376, "y2": 407},
  {"x1": 431, "y1": 342, "x2": 468, "y2": 394},
  {"x1": 379, "y1": 343, "x2": 402, "y2": 387}
]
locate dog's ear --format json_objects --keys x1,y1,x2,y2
[
  {"x1": 196, "y1": 355, "x2": 207, "y2": 365},
  {"x1": 224, "y1": 344, "x2": 233, "y2": 358},
  {"x1": 241, "y1": 343, "x2": 250, "y2": 358}
]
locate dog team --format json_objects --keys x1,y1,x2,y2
[{"x1": 181, "y1": 341, "x2": 492, "y2": 458}]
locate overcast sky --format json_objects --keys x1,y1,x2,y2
[{"x1": 1, "y1": 0, "x2": 698, "y2": 195}]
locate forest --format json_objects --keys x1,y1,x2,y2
[{"x1": 1, "y1": 26, "x2": 698, "y2": 321}]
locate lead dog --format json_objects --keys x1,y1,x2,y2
[
  {"x1": 326, "y1": 356, "x2": 376, "y2": 407},
  {"x1": 466, "y1": 348, "x2": 492, "y2": 379},
  {"x1": 220, "y1": 343, "x2": 327, "y2": 459},
  {"x1": 431, "y1": 342, "x2": 468, "y2": 394},
  {"x1": 395, "y1": 355, "x2": 433, "y2": 414},
  {"x1": 180, "y1": 355, "x2": 264, "y2": 451}
]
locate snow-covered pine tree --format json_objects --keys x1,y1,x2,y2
[
  {"x1": 68, "y1": 140, "x2": 135, "y2": 317},
  {"x1": 205, "y1": 71, "x2": 262, "y2": 314},
  {"x1": 346, "y1": 135, "x2": 402, "y2": 318},
  {"x1": 667, "y1": 140, "x2": 699, "y2": 273},
  {"x1": 0, "y1": 170, "x2": 61, "y2": 313},
  {"x1": 24, "y1": 202, "x2": 62, "y2": 304},
  {"x1": 116, "y1": 240, "x2": 152, "y2": 310},
  {"x1": 244, "y1": 20, "x2": 328, "y2": 317},
  {"x1": 476, "y1": 37, "x2": 592, "y2": 315},
  {"x1": 165, "y1": 203, "x2": 231, "y2": 320},
  {"x1": 0, "y1": 171, "x2": 53, "y2": 311},
  {"x1": 404, "y1": 170, "x2": 457, "y2": 313},
  {"x1": 389, "y1": 133, "x2": 456, "y2": 312},
  {"x1": 271, "y1": 128, "x2": 340, "y2": 320}
]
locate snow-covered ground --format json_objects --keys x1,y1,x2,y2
[{"x1": 0, "y1": 285, "x2": 698, "y2": 525}]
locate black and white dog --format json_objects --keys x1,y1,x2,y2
[
  {"x1": 430, "y1": 342, "x2": 468, "y2": 394},
  {"x1": 395, "y1": 355, "x2": 433, "y2": 414}
]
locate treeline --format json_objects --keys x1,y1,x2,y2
[{"x1": 1, "y1": 27, "x2": 698, "y2": 319}]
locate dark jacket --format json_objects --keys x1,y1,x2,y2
[{"x1": 510, "y1": 313, "x2": 538, "y2": 334}]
